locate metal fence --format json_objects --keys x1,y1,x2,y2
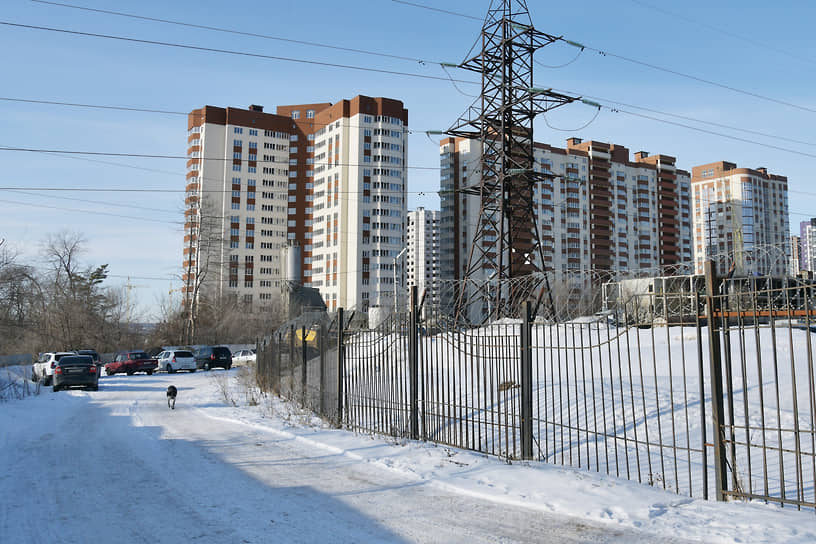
[
  {"x1": 256, "y1": 268, "x2": 816, "y2": 510},
  {"x1": 257, "y1": 312, "x2": 341, "y2": 423}
]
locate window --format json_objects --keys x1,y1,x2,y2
[
  {"x1": 232, "y1": 164, "x2": 241, "y2": 172},
  {"x1": 306, "y1": 109, "x2": 315, "y2": 119},
  {"x1": 291, "y1": 110, "x2": 300, "y2": 119},
  {"x1": 233, "y1": 140, "x2": 243, "y2": 147},
  {"x1": 233, "y1": 127, "x2": 243, "y2": 134}
]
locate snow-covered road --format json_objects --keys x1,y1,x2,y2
[{"x1": 1, "y1": 369, "x2": 813, "y2": 543}]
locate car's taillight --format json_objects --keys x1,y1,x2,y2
[
  {"x1": 89, "y1": 365, "x2": 97, "y2": 373},
  {"x1": 172, "y1": 357, "x2": 176, "y2": 363},
  {"x1": 54, "y1": 367, "x2": 63, "y2": 375},
  {"x1": 210, "y1": 354, "x2": 215, "y2": 360},
  {"x1": 51, "y1": 361, "x2": 56, "y2": 369}
]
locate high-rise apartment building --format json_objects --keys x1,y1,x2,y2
[
  {"x1": 691, "y1": 161, "x2": 789, "y2": 277},
  {"x1": 799, "y1": 219, "x2": 816, "y2": 273},
  {"x1": 184, "y1": 96, "x2": 408, "y2": 314},
  {"x1": 405, "y1": 207, "x2": 440, "y2": 308},
  {"x1": 439, "y1": 137, "x2": 692, "y2": 281},
  {"x1": 790, "y1": 234, "x2": 802, "y2": 276}
]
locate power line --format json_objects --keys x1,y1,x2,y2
[
  {"x1": 0, "y1": 96, "x2": 186, "y2": 115},
  {"x1": 0, "y1": 21, "x2": 477, "y2": 85},
  {"x1": 0, "y1": 145, "x2": 449, "y2": 172},
  {"x1": 32, "y1": 0, "x2": 441, "y2": 65},
  {"x1": 5, "y1": 89, "x2": 815, "y2": 151},
  {"x1": 0, "y1": 197, "x2": 182, "y2": 224},
  {"x1": 9, "y1": 5, "x2": 814, "y2": 154},
  {"x1": 558, "y1": 92, "x2": 816, "y2": 149},
  {"x1": 5, "y1": 189, "x2": 179, "y2": 215},
  {"x1": 395, "y1": 1, "x2": 816, "y2": 115},
  {"x1": 0, "y1": 185, "x2": 442, "y2": 197},
  {"x1": 573, "y1": 44, "x2": 816, "y2": 115},
  {"x1": 626, "y1": 0, "x2": 816, "y2": 66},
  {"x1": 609, "y1": 107, "x2": 816, "y2": 160},
  {"x1": 390, "y1": 0, "x2": 482, "y2": 21}
]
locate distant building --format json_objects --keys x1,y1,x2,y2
[
  {"x1": 790, "y1": 235, "x2": 802, "y2": 277},
  {"x1": 691, "y1": 161, "x2": 789, "y2": 277},
  {"x1": 799, "y1": 219, "x2": 816, "y2": 273},
  {"x1": 405, "y1": 207, "x2": 440, "y2": 309},
  {"x1": 183, "y1": 96, "x2": 408, "y2": 314},
  {"x1": 439, "y1": 136, "x2": 692, "y2": 282}
]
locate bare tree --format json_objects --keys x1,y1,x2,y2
[{"x1": 184, "y1": 198, "x2": 228, "y2": 344}]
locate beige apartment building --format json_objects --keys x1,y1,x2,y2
[
  {"x1": 691, "y1": 161, "x2": 789, "y2": 277},
  {"x1": 439, "y1": 137, "x2": 692, "y2": 281},
  {"x1": 184, "y1": 96, "x2": 408, "y2": 314}
]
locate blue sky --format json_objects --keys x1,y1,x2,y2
[{"x1": 1, "y1": 0, "x2": 814, "y2": 318}]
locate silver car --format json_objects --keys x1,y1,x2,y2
[
  {"x1": 232, "y1": 349, "x2": 256, "y2": 366},
  {"x1": 156, "y1": 350, "x2": 197, "y2": 373}
]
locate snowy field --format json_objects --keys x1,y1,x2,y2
[
  {"x1": 344, "y1": 321, "x2": 816, "y2": 504},
  {"x1": 2, "y1": 366, "x2": 816, "y2": 543}
]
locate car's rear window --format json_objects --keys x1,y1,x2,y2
[
  {"x1": 59, "y1": 356, "x2": 93, "y2": 365},
  {"x1": 213, "y1": 347, "x2": 231, "y2": 356},
  {"x1": 174, "y1": 351, "x2": 193, "y2": 358}
]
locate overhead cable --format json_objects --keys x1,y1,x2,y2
[{"x1": 0, "y1": 21, "x2": 477, "y2": 85}]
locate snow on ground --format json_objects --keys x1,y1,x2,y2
[{"x1": 1, "y1": 367, "x2": 815, "y2": 543}]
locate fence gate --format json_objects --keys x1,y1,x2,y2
[{"x1": 707, "y1": 266, "x2": 816, "y2": 509}]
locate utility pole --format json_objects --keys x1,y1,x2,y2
[{"x1": 445, "y1": 0, "x2": 580, "y2": 323}]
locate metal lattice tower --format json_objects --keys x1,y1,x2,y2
[{"x1": 446, "y1": 0, "x2": 578, "y2": 322}]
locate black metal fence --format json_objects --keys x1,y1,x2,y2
[
  {"x1": 256, "y1": 268, "x2": 816, "y2": 510},
  {"x1": 257, "y1": 311, "x2": 340, "y2": 423}
]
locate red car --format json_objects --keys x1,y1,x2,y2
[{"x1": 105, "y1": 351, "x2": 158, "y2": 376}]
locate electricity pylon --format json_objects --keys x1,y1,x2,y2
[{"x1": 446, "y1": 0, "x2": 579, "y2": 322}]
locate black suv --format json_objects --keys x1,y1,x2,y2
[{"x1": 194, "y1": 346, "x2": 232, "y2": 370}]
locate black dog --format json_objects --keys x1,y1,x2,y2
[{"x1": 166, "y1": 385, "x2": 178, "y2": 410}]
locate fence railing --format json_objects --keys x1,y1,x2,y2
[{"x1": 257, "y1": 267, "x2": 816, "y2": 510}]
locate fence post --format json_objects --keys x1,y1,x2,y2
[
  {"x1": 337, "y1": 308, "x2": 345, "y2": 428},
  {"x1": 301, "y1": 325, "x2": 308, "y2": 405},
  {"x1": 275, "y1": 332, "x2": 282, "y2": 396},
  {"x1": 288, "y1": 324, "x2": 295, "y2": 399},
  {"x1": 409, "y1": 286, "x2": 419, "y2": 441},
  {"x1": 520, "y1": 300, "x2": 534, "y2": 460},
  {"x1": 705, "y1": 260, "x2": 727, "y2": 501},
  {"x1": 319, "y1": 322, "x2": 326, "y2": 417}
]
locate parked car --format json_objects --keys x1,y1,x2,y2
[
  {"x1": 32, "y1": 352, "x2": 77, "y2": 386},
  {"x1": 77, "y1": 349, "x2": 103, "y2": 374},
  {"x1": 232, "y1": 349, "x2": 256, "y2": 366},
  {"x1": 193, "y1": 346, "x2": 232, "y2": 371},
  {"x1": 156, "y1": 350, "x2": 197, "y2": 373},
  {"x1": 53, "y1": 355, "x2": 99, "y2": 392},
  {"x1": 105, "y1": 351, "x2": 158, "y2": 376}
]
